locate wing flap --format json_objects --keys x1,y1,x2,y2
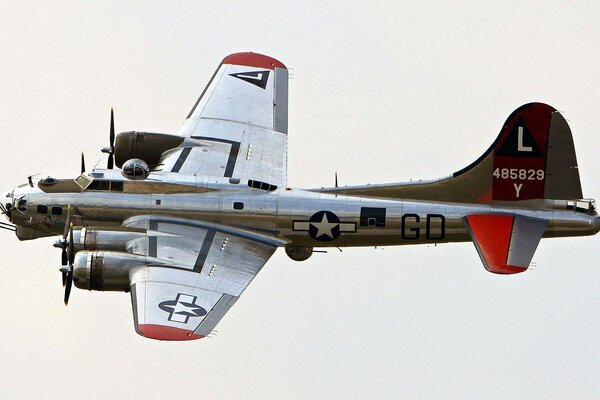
[{"x1": 464, "y1": 214, "x2": 547, "y2": 274}]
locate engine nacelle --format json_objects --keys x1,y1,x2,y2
[
  {"x1": 285, "y1": 245, "x2": 313, "y2": 262},
  {"x1": 73, "y1": 251, "x2": 167, "y2": 292},
  {"x1": 72, "y1": 227, "x2": 146, "y2": 252},
  {"x1": 121, "y1": 158, "x2": 150, "y2": 180},
  {"x1": 114, "y1": 131, "x2": 183, "y2": 168}
]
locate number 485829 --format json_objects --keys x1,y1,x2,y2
[{"x1": 493, "y1": 168, "x2": 544, "y2": 180}]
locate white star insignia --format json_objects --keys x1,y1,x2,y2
[
  {"x1": 311, "y1": 213, "x2": 338, "y2": 239},
  {"x1": 173, "y1": 301, "x2": 202, "y2": 316}
]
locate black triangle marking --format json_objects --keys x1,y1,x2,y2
[
  {"x1": 229, "y1": 70, "x2": 270, "y2": 89},
  {"x1": 496, "y1": 118, "x2": 543, "y2": 157}
]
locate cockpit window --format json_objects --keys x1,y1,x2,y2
[
  {"x1": 88, "y1": 180, "x2": 110, "y2": 191},
  {"x1": 17, "y1": 198, "x2": 27, "y2": 212},
  {"x1": 75, "y1": 174, "x2": 92, "y2": 189},
  {"x1": 84, "y1": 180, "x2": 123, "y2": 192}
]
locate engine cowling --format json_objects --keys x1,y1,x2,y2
[
  {"x1": 121, "y1": 158, "x2": 150, "y2": 180},
  {"x1": 114, "y1": 131, "x2": 183, "y2": 168},
  {"x1": 285, "y1": 246, "x2": 313, "y2": 261},
  {"x1": 72, "y1": 228, "x2": 146, "y2": 252},
  {"x1": 73, "y1": 251, "x2": 167, "y2": 292}
]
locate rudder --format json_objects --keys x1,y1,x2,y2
[{"x1": 457, "y1": 102, "x2": 582, "y2": 202}]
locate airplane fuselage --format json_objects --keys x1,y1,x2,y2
[{"x1": 6, "y1": 172, "x2": 599, "y2": 250}]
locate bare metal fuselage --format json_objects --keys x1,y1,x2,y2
[{"x1": 7, "y1": 172, "x2": 599, "y2": 248}]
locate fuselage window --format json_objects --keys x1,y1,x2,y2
[
  {"x1": 247, "y1": 180, "x2": 278, "y2": 191},
  {"x1": 37, "y1": 205, "x2": 48, "y2": 214},
  {"x1": 111, "y1": 181, "x2": 124, "y2": 191},
  {"x1": 52, "y1": 206, "x2": 63, "y2": 216},
  {"x1": 233, "y1": 202, "x2": 244, "y2": 210}
]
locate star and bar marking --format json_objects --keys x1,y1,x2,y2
[
  {"x1": 293, "y1": 211, "x2": 356, "y2": 242},
  {"x1": 159, "y1": 293, "x2": 207, "y2": 324}
]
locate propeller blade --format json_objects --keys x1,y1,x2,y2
[
  {"x1": 108, "y1": 108, "x2": 115, "y2": 169},
  {"x1": 59, "y1": 265, "x2": 69, "y2": 287},
  {"x1": 107, "y1": 154, "x2": 114, "y2": 170},
  {"x1": 64, "y1": 270, "x2": 73, "y2": 305},
  {"x1": 110, "y1": 108, "x2": 115, "y2": 146},
  {"x1": 81, "y1": 152, "x2": 86, "y2": 174},
  {"x1": 61, "y1": 247, "x2": 67, "y2": 266}
]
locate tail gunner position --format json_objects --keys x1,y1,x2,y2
[{"x1": 2, "y1": 53, "x2": 598, "y2": 341}]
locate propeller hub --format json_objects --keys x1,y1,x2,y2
[
  {"x1": 53, "y1": 239, "x2": 67, "y2": 249},
  {"x1": 101, "y1": 146, "x2": 114, "y2": 155}
]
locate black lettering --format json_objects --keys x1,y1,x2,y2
[
  {"x1": 426, "y1": 214, "x2": 445, "y2": 240},
  {"x1": 401, "y1": 214, "x2": 420, "y2": 240}
]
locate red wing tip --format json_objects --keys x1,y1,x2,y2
[
  {"x1": 486, "y1": 265, "x2": 528, "y2": 275},
  {"x1": 223, "y1": 52, "x2": 286, "y2": 70},
  {"x1": 137, "y1": 324, "x2": 204, "y2": 341}
]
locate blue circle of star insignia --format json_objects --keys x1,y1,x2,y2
[{"x1": 308, "y1": 210, "x2": 341, "y2": 241}]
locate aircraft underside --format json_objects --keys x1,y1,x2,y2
[{"x1": 1, "y1": 52, "x2": 597, "y2": 340}]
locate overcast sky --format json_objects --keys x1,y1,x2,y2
[{"x1": 1, "y1": 1, "x2": 600, "y2": 399}]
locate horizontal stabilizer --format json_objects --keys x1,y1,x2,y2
[{"x1": 463, "y1": 214, "x2": 547, "y2": 274}]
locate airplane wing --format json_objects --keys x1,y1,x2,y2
[
  {"x1": 125, "y1": 216, "x2": 283, "y2": 340},
  {"x1": 158, "y1": 52, "x2": 289, "y2": 187}
]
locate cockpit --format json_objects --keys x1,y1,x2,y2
[
  {"x1": 36, "y1": 172, "x2": 125, "y2": 194},
  {"x1": 75, "y1": 174, "x2": 124, "y2": 192}
]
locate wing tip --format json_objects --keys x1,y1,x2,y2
[
  {"x1": 223, "y1": 52, "x2": 287, "y2": 70},
  {"x1": 485, "y1": 264, "x2": 528, "y2": 274},
  {"x1": 136, "y1": 324, "x2": 204, "y2": 341}
]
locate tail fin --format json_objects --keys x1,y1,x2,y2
[{"x1": 321, "y1": 102, "x2": 583, "y2": 203}]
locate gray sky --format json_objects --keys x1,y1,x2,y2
[{"x1": 1, "y1": 1, "x2": 600, "y2": 399}]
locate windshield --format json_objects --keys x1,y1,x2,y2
[{"x1": 74, "y1": 174, "x2": 92, "y2": 190}]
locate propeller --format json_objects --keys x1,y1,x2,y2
[
  {"x1": 58, "y1": 224, "x2": 75, "y2": 305},
  {"x1": 81, "y1": 152, "x2": 86, "y2": 174},
  {"x1": 101, "y1": 108, "x2": 115, "y2": 169},
  {"x1": 64, "y1": 225, "x2": 75, "y2": 305},
  {"x1": 54, "y1": 205, "x2": 75, "y2": 304}
]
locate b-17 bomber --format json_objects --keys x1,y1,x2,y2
[{"x1": 1, "y1": 53, "x2": 597, "y2": 340}]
